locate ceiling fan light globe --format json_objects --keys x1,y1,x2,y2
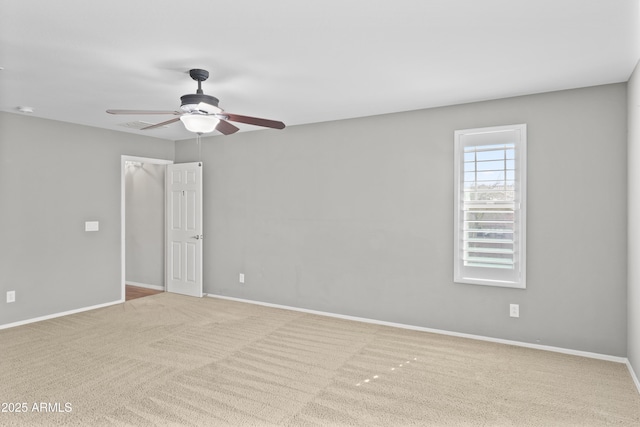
[{"x1": 180, "y1": 115, "x2": 220, "y2": 134}]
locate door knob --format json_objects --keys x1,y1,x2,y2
[{"x1": 191, "y1": 235, "x2": 203, "y2": 240}]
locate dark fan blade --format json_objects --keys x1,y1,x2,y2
[
  {"x1": 141, "y1": 117, "x2": 181, "y2": 130},
  {"x1": 224, "y1": 113, "x2": 285, "y2": 130},
  {"x1": 215, "y1": 119, "x2": 240, "y2": 135},
  {"x1": 107, "y1": 109, "x2": 181, "y2": 115}
]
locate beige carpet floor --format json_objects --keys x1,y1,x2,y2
[{"x1": 0, "y1": 293, "x2": 639, "y2": 426}]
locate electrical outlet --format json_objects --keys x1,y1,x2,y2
[
  {"x1": 6, "y1": 291, "x2": 15, "y2": 303},
  {"x1": 239, "y1": 273, "x2": 245, "y2": 284},
  {"x1": 510, "y1": 304, "x2": 519, "y2": 318}
]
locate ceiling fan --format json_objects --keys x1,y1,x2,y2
[{"x1": 107, "y1": 69, "x2": 285, "y2": 135}]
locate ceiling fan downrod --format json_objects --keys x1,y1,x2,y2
[{"x1": 189, "y1": 69, "x2": 209, "y2": 94}]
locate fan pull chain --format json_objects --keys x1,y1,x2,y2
[{"x1": 197, "y1": 133, "x2": 202, "y2": 161}]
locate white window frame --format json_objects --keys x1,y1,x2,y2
[{"x1": 454, "y1": 124, "x2": 527, "y2": 289}]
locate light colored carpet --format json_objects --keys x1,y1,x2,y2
[{"x1": 0, "y1": 293, "x2": 638, "y2": 426}]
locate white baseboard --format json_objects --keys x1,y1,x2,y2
[
  {"x1": 125, "y1": 281, "x2": 164, "y2": 291},
  {"x1": 627, "y1": 360, "x2": 640, "y2": 395},
  {"x1": 207, "y1": 294, "x2": 628, "y2": 365},
  {"x1": 0, "y1": 299, "x2": 123, "y2": 330}
]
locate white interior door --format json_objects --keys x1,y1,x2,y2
[{"x1": 166, "y1": 162, "x2": 203, "y2": 297}]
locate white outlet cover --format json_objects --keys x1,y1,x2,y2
[
  {"x1": 239, "y1": 273, "x2": 245, "y2": 284},
  {"x1": 7, "y1": 291, "x2": 15, "y2": 303},
  {"x1": 510, "y1": 304, "x2": 519, "y2": 318},
  {"x1": 85, "y1": 221, "x2": 99, "y2": 231}
]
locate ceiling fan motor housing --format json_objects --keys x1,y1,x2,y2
[{"x1": 180, "y1": 93, "x2": 220, "y2": 111}]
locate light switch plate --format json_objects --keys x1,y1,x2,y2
[{"x1": 85, "y1": 221, "x2": 99, "y2": 232}]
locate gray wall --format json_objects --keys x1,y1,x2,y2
[
  {"x1": 176, "y1": 83, "x2": 628, "y2": 357},
  {"x1": 0, "y1": 83, "x2": 629, "y2": 358},
  {"x1": 628, "y1": 61, "x2": 640, "y2": 374},
  {"x1": 125, "y1": 162, "x2": 165, "y2": 287},
  {"x1": 0, "y1": 112, "x2": 174, "y2": 326}
]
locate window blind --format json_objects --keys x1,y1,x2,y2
[{"x1": 462, "y1": 143, "x2": 516, "y2": 270}]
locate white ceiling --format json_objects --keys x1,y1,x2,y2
[{"x1": 1, "y1": 0, "x2": 638, "y2": 141}]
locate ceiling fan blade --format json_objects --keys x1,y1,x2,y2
[
  {"x1": 224, "y1": 113, "x2": 285, "y2": 130},
  {"x1": 215, "y1": 119, "x2": 240, "y2": 135},
  {"x1": 107, "y1": 109, "x2": 181, "y2": 115},
  {"x1": 141, "y1": 117, "x2": 181, "y2": 130}
]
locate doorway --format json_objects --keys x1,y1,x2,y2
[
  {"x1": 125, "y1": 284, "x2": 163, "y2": 301},
  {"x1": 120, "y1": 156, "x2": 173, "y2": 301}
]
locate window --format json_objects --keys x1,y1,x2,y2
[{"x1": 454, "y1": 124, "x2": 526, "y2": 288}]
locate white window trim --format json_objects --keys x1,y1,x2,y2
[{"x1": 453, "y1": 124, "x2": 527, "y2": 289}]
